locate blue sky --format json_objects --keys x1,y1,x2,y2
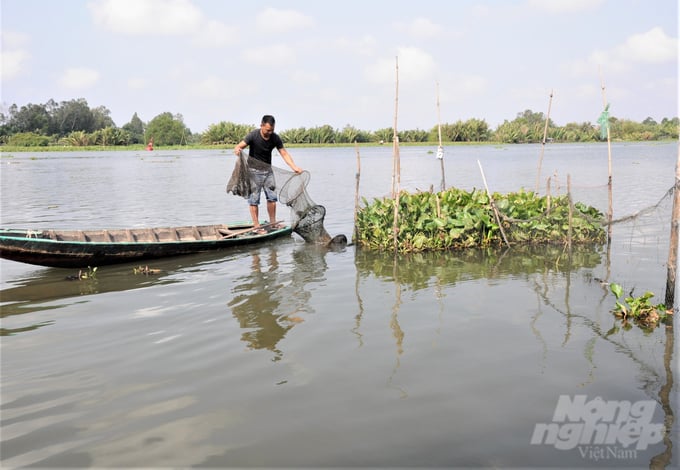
[{"x1": 1, "y1": 0, "x2": 677, "y2": 134}]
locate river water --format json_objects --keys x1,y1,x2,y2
[{"x1": 1, "y1": 142, "x2": 677, "y2": 468}]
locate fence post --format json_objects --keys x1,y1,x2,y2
[{"x1": 665, "y1": 144, "x2": 680, "y2": 308}]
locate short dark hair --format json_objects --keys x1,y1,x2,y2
[{"x1": 261, "y1": 115, "x2": 275, "y2": 126}]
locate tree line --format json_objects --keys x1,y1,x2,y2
[{"x1": 1, "y1": 98, "x2": 677, "y2": 148}]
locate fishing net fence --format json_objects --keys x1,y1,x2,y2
[
  {"x1": 226, "y1": 152, "x2": 336, "y2": 245},
  {"x1": 545, "y1": 172, "x2": 676, "y2": 250}
]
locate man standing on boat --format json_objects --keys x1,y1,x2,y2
[{"x1": 233, "y1": 115, "x2": 303, "y2": 233}]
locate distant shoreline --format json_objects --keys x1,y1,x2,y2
[{"x1": 1, "y1": 139, "x2": 675, "y2": 154}]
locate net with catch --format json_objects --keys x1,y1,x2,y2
[{"x1": 226, "y1": 152, "x2": 335, "y2": 245}]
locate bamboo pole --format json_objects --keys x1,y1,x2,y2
[
  {"x1": 477, "y1": 160, "x2": 510, "y2": 248},
  {"x1": 649, "y1": 320, "x2": 675, "y2": 467},
  {"x1": 567, "y1": 174, "x2": 573, "y2": 249},
  {"x1": 599, "y1": 67, "x2": 613, "y2": 244},
  {"x1": 665, "y1": 144, "x2": 680, "y2": 308},
  {"x1": 535, "y1": 90, "x2": 553, "y2": 193},
  {"x1": 353, "y1": 141, "x2": 361, "y2": 243},
  {"x1": 392, "y1": 56, "x2": 401, "y2": 253},
  {"x1": 436, "y1": 81, "x2": 446, "y2": 192}
]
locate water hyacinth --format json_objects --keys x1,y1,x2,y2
[{"x1": 355, "y1": 187, "x2": 606, "y2": 253}]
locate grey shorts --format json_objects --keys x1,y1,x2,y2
[{"x1": 248, "y1": 169, "x2": 277, "y2": 206}]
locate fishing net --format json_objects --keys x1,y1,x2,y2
[{"x1": 227, "y1": 152, "x2": 334, "y2": 245}]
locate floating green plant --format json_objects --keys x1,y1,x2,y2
[
  {"x1": 65, "y1": 266, "x2": 97, "y2": 281},
  {"x1": 133, "y1": 265, "x2": 161, "y2": 275},
  {"x1": 609, "y1": 283, "x2": 672, "y2": 330},
  {"x1": 355, "y1": 187, "x2": 606, "y2": 252}
]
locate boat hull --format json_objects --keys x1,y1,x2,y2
[{"x1": 0, "y1": 223, "x2": 292, "y2": 268}]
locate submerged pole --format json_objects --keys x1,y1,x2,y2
[
  {"x1": 535, "y1": 90, "x2": 553, "y2": 193},
  {"x1": 665, "y1": 144, "x2": 680, "y2": 308}
]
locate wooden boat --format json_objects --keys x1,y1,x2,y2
[{"x1": 0, "y1": 221, "x2": 292, "y2": 268}]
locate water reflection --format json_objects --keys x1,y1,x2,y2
[
  {"x1": 0, "y1": 250, "x2": 248, "y2": 336},
  {"x1": 354, "y1": 244, "x2": 603, "y2": 287},
  {"x1": 228, "y1": 244, "x2": 333, "y2": 361},
  {"x1": 229, "y1": 248, "x2": 293, "y2": 360},
  {"x1": 354, "y1": 244, "x2": 606, "y2": 400}
]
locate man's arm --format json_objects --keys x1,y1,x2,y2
[
  {"x1": 234, "y1": 140, "x2": 247, "y2": 156},
  {"x1": 278, "y1": 147, "x2": 302, "y2": 173}
]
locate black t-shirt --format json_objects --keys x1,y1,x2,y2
[{"x1": 244, "y1": 128, "x2": 284, "y2": 165}]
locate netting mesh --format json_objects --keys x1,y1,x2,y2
[{"x1": 227, "y1": 153, "x2": 334, "y2": 245}]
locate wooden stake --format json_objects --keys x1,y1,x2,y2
[
  {"x1": 567, "y1": 174, "x2": 573, "y2": 249},
  {"x1": 665, "y1": 144, "x2": 680, "y2": 308},
  {"x1": 535, "y1": 90, "x2": 553, "y2": 193},
  {"x1": 436, "y1": 81, "x2": 446, "y2": 192},
  {"x1": 353, "y1": 141, "x2": 361, "y2": 243},
  {"x1": 478, "y1": 160, "x2": 510, "y2": 248},
  {"x1": 391, "y1": 56, "x2": 400, "y2": 199},
  {"x1": 392, "y1": 56, "x2": 401, "y2": 253},
  {"x1": 599, "y1": 67, "x2": 613, "y2": 244}
]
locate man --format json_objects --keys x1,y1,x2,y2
[{"x1": 233, "y1": 115, "x2": 303, "y2": 232}]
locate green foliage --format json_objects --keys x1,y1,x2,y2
[
  {"x1": 399, "y1": 129, "x2": 429, "y2": 142},
  {"x1": 1, "y1": 98, "x2": 114, "y2": 139},
  {"x1": 336, "y1": 125, "x2": 371, "y2": 143},
  {"x1": 4, "y1": 103, "x2": 53, "y2": 135},
  {"x1": 59, "y1": 131, "x2": 92, "y2": 146},
  {"x1": 145, "y1": 112, "x2": 191, "y2": 146},
  {"x1": 201, "y1": 121, "x2": 253, "y2": 145},
  {"x1": 609, "y1": 117, "x2": 680, "y2": 141},
  {"x1": 434, "y1": 118, "x2": 491, "y2": 142},
  {"x1": 122, "y1": 112, "x2": 145, "y2": 144},
  {"x1": 7, "y1": 132, "x2": 50, "y2": 146},
  {"x1": 609, "y1": 283, "x2": 671, "y2": 330},
  {"x1": 493, "y1": 110, "x2": 556, "y2": 143},
  {"x1": 309, "y1": 124, "x2": 336, "y2": 144},
  {"x1": 53, "y1": 98, "x2": 97, "y2": 135},
  {"x1": 355, "y1": 187, "x2": 606, "y2": 253},
  {"x1": 92, "y1": 127, "x2": 131, "y2": 146},
  {"x1": 1, "y1": 96, "x2": 678, "y2": 148}
]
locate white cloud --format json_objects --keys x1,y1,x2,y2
[
  {"x1": 243, "y1": 44, "x2": 296, "y2": 67},
  {"x1": 189, "y1": 75, "x2": 257, "y2": 101},
  {"x1": 0, "y1": 32, "x2": 30, "y2": 80},
  {"x1": 127, "y1": 77, "x2": 149, "y2": 90},
  {"x1": 1, "y1": 31, "x2": 29, "y2": 49},
  {"x1": 563, "y1": 26, "x2": 677, "y2": 78},
  {"x1": 60, "y1": 67, "x2": 100, "y2": 89},
  {"x1": 193, "y1": 20, "x2": 240, "y2": 48},
  {"x1": 255, "y1": 8, "x2": 314, "y2": 34},
  {"x1": 454, "y1": 74, "x2": 488, "y2": 95},
  {"x1": 334, "y1": 35, "x2": 378, "y2": 57},
  {"x1": 89, "y1": 0, "x2": 235, "y2": 48},
  {"x1": 396, "y1": 18, "x2": 443, "y2": 39},
  {"x1": 526, "y1": 0, "x2": 605, "y2": 13},
  {"x1": 615, "y1": 27, "x2": 677, "y2": 64},
  {"x1": 89, "y1": 0, "x2": 202, "y2": 35},
  {"x1": 1, "y1": 50, "x2": 30, "y2": 81},
  {"x1": 365, "y1": 47, "x2": 437, "y2": 85},
  {"x1": 289, "y1": 70, "x2": 320, "y2": 86}
]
